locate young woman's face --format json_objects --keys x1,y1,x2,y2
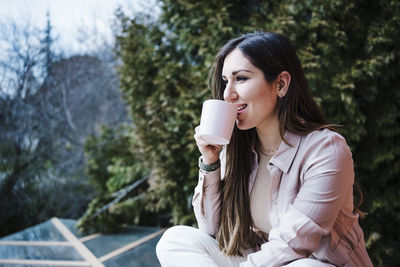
[{"x1": 222, "y1": 48, "x2": 279, "y2": 131}]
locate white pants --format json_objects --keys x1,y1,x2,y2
[{"x1": 156, "y1": 226, "x2": 335, "y2": 267}]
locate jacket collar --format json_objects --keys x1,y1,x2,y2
[{"x1": 269, "y1": 131, "x2": 301, "y2": 173}]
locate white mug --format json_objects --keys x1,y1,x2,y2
[{"x1": 198, "y1": 99, "x2": 237, "y2": 145}]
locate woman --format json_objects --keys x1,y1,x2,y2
[{"x1": 156, "y1": 32, "x2": 372, "y2": 267}]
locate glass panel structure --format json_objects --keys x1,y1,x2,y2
[
  {"x1": 84, "y1": 226, "x2": 158, "y2": 258},
  {"x1": 2, "y1": 220, "x2": 66, "y2": 241},
  {"x1": 0, "y1": 245, "x2": 84, "y2": 260},
  {"x1": 105, "y1": 236, "x2": 162, "y2": 267},
  {"x1": 59, "y1": 218, "x2": 86, "y2": 239},
  {"x1": 0, "y1": 217, "x2": 164, "y2": 266}
]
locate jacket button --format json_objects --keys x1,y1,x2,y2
[{"x1": 269, "y1": 162, "x2": 273, "y2": 166}]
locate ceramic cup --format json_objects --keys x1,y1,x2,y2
[{"x1": 198, "y1": 99, "x2": 237, "y2": 145}]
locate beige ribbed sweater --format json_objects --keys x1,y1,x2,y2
[{"x1": 250, "y1": 152, "x2": 273, "y2": 234}]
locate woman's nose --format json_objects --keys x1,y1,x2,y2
[{"x1": 223, "y1": 83, "x2": 238, "y2": 102}]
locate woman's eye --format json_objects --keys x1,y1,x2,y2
[{"x1": 236, "y1": 76, "x2": 248, "y2": 81}]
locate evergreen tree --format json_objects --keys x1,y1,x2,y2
[{"x1": 42, "y1": 11, "x2": 56, "y2": 76}]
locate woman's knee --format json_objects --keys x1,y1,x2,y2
[
  {"x1": 156, "y1": 225, "x2": 197, "y2": 258},
  {"x1": 158, "y1": 225, "x2": 193, "y2": 244},
  {"x1": 157, "y1": 226, "x2": 181, "y2": 255}
]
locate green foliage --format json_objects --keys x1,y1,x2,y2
[
  {"x1": 83, "y1": 125, "x2": 141, "y2": 194},
  {"x1": 78, "y1": 125, "x2": 156, "y2": 234},
  {"x1": 80, "y1": 0, "x2": 399, "y2": 265},
  {"x1": 114, "y1": 12, "x2": 206, "y2": 226},
  {"x1": 77, "y1": 196, "x2": 120, "y2": 233}
]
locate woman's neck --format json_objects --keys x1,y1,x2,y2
[{"x1": 256, "y1": 118, "x2": 282, "y2": 153}]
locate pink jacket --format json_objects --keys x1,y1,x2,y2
[{"x1": 192, "y1": 129, "x2": 372, "y2": 267}]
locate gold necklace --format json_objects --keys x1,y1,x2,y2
[{"x1": 260, "y1": 147, "x2": 279, "y2": 157}]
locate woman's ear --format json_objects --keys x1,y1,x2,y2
[{"x1": 276, "y1": 71, "x2": 291, "y2": 98}]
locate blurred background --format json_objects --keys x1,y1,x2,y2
[{"x1": 0, "y1": 0, "x2": 399, "y2": 266}]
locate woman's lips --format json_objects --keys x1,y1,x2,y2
[{"x1": 237, "y1": 104, "x2": 247, "y2": 114}]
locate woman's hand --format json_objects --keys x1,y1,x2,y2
[{"x1": 194, "y1": 126, "x2": 223, "y2": 164}]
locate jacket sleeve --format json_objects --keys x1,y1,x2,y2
[
  {"x1": 242, "y1": 133, "x2": 355, "y2": 266},
  {"x1": 192, "y1": 152, "x2": 225, "y2": 236}
]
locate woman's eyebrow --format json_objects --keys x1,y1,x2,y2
[
  {"x1": 232, "y1": 69, "x2": 254, "y2": 75},
  {"x1": 222, "y1": 69, "x2": 254, "y2": 77}
]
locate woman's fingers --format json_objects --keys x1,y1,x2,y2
[
  {"x1": 194, "y1": 132, "x2": 221, "y2": 149},
  {"x1": 193, "y1": 126, "x2": 202, "y2": 141},
  {"x1": 213, "y1": 145, "x2": 223, "y2": 151},
  {"x1": 194, "y1": 133, "x2": 206, "y2": 145},
  {"x1": 194, "y1": 125, "x2": 223, "y2": 163}
]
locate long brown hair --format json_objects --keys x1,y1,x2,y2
[{"x1": 210, "y1": 32, "x2": 333, "y2": 256}]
